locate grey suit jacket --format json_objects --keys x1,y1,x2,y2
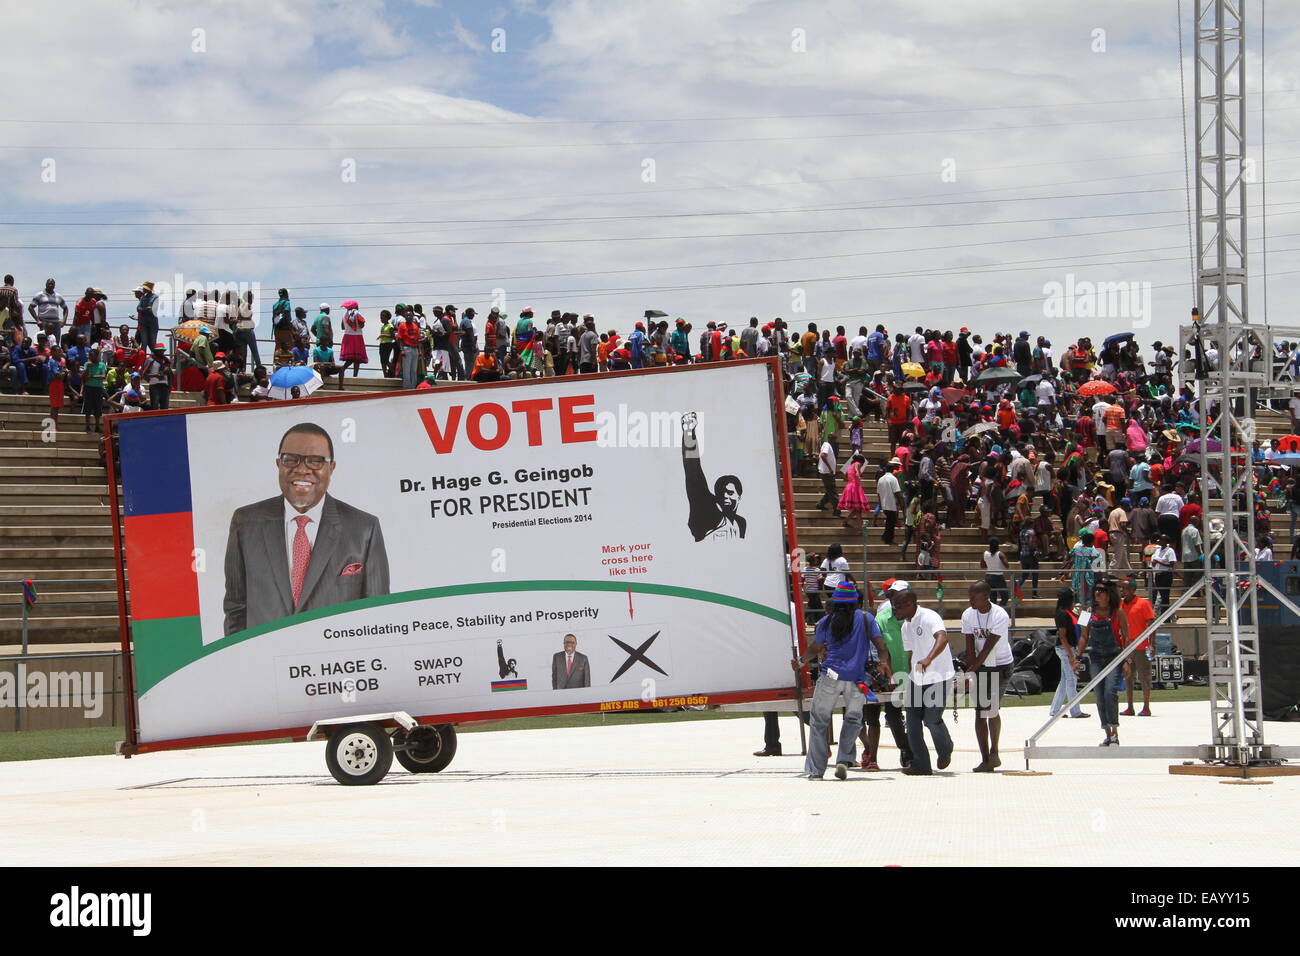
[
  {"x1": 223, "y1": 493, "x2": 390, "y2": 636},
  {"x1": 552, "y1": 651, "x2": 591, "y2": 689}
]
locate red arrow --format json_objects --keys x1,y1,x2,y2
[{"x1": 628, "y1": 586, "x2": 635, "y2": 620}]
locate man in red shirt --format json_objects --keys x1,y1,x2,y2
[
  {"x1": 886, "y1": 385, "x2": 911, "y2": 450},
  {"x1": 203, "y1": 360, "x2": 229, "y2": 406},
  {"x1": 1119, "y1": 578, "x2": 1156, "y2": 716},
  {"x1": 1179, "y1": 494, "x2": 1202, "y2": 530}
]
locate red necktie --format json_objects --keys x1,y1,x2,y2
[
  {"x1": 291, "y1": 514, "x2": 312, "y2": 607},
  {"x1": 567, "y1": 655, "x2": 573, "y2": 675}
]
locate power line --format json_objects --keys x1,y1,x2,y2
[
  {"x1": 3, "y1": 90, "x2": 1296, "y2": 129},
  {"x1": 0, "y1": 149, "x2": 1249, "y2": 216},
  {"x1": 11, "y1": 177, "x2": 1300, "y2": 231},
  {"x1": 0, "y1": 208, "x2": 1210, "y2": 250},
  {"x1": 12, "y1": 110, "x2": 1297, "y2": 152}
]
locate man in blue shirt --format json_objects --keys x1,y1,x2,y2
[
  {"x1": 794, "y1": 581, "x2": 888, "y2": 780},
  {"x1": 866, "y1": 324, "x2": 886, "y2": 372},
  {"x1": 1129, "y1": 458, "x2": 1153, "y2": 496}
]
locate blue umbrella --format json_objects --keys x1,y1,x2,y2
[
  {"x1": 268, "y1": 366, "x2": 323, "y2": 400},
  {"x1": 1104, "y1": 332, "x2": 1135, "y2": 347},
  {"x1": 1270, "y1": 453, "x2": 1300, "y2": 467}
]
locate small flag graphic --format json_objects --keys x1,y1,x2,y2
[
  {"x1": 22, "y1": 580, "x2": 37, "y2": 606},
  {"x1": 491, "y1": 679, "x2": 528, "y2": 692}
]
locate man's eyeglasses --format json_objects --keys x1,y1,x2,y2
[{"x1": 277, "y1": 453, "x2": 332, "y2": 470}]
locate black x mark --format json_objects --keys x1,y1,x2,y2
[{"x1": 608, "y1": 630, "x2": 667, "y2": 682}]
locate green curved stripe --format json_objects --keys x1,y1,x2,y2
[{"x1": 133, "y1": 580, "x2": 789, "y2": 695}]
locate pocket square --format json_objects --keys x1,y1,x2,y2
[{"x1": 340, "y1": 563, "x2": 364, "y2": 576}]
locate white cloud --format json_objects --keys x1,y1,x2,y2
[
  {"x1": 0, "y1": 0, "x2": 1295, "y2": 351},
  {"x1": 451, "y1": 17, "x2": 487, "y2": 52}
]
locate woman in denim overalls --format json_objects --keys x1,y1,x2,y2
[{"x1": 1077, "y1": 579, "x2": 1131, "y2": 746}]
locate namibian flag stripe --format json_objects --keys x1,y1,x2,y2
[
  {"x1": 117, "y1": 415, "x2": 201, "y2": 623},
  {"x1": 491, "y1": 680, "x2": 528, "y2": 692}
]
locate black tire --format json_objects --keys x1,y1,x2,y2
[
  {"x1": 325, "y1": 724, "x2": 394, "y2": 786},
  {"x1": 393, "y1": 724, "x2": 457, "y2": 774}
]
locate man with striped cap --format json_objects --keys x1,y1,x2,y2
[{"x1": 793, "y1": 581, "x2": 887, "y2": 780}]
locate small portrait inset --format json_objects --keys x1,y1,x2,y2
[
  {"x1": 682, "y1": 411, "x2": 746, "y2": 541},
  {"x1": 552, "y1": 633, "x2": 591, "y2": 689}
]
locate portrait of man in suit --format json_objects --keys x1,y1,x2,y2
[
  {"x1": 551, "y1": 633, "x2": 591, "y2": 689},
  {"x1": 681, "y1": 411, "x2": 746, "y2": 541},
  {"x1": 223, "y1": 422, "x2": 390, "y2": 636}
]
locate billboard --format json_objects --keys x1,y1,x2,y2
[{"x1": 112, "y1": 360, "x2": 800, "y2": 749}]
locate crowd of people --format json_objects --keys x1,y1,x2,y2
[
  {"x1": 2, "y1": 272, "x2": 1289, "y2": 758},
  {"x1": 791, "y1": 323, "x2": 1296, "y2": 614},
  {"x1": 768, "y1": 570, "x2": 1162, "y2": 777}
]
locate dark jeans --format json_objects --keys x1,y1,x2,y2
[
  {"x1": 762, "y1": 709, "x2": 810, "y2": 753},
  {"x1": 987, "y1": 573, "x2": 1009, "y2": 605},
  {"x1": 882, "y1": 508, "x2": 898, "y2": 544},
  {"x1": 864, "y1": 699, "x2": 912, "y2": 764},
  {"x1": 137, "y1": 315, "x2": 158, "y2": 351},
  {"x1": 447, "y1": 346, "x2": 466, "y2": 381},
  {"x1": 818, "y1": 474, "x2": 838, "y2": 511},
  {"x1": 235, "y1": 328, "x2": 261, "y2": 368},
  {"x1": 905, "y1": 679, "x2": 953, "y2": 773},
  {"x1": 1157, "y1": 514, "x2": 1181, "y2": 555},
  {"x1": 1153, "y1": 570, "x2": 1174, "y2": 614},
  {"x1": 148, "y1": 383, "x2": 170, "y2": 410},
  {"x1": 1018, "y1": 555, "x2": 1040, "y2": 594},
  {"x1": 379, "y1": 342, "x2": 395, "y2": 377}
]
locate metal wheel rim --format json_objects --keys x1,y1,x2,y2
[
  {"x1": 405, "y1": 728, "x2": 442, "y2": 763},
  {"x1": 338, "y1": 732, "x2": 378, "y2": 775}
]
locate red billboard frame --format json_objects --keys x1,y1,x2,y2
[{"x1": 107, "y1": 357, "x2": 808, "y2": 756}]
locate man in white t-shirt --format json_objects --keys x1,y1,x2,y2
[
  {"x1": 848, "y1": 327, "x2": 869, "y2": 355},
  {"x1": 1035, "y1": 376, "x2": 1056, "y2": 408},
  {"x1": 1155, "y1": 486, "x2": 1185, "y2": 548},
  {"x1": 893, "y1": 588, "x2": 954, "y2": 775},
  {"x1": 1091, "y1": 398, "x2": 1111, "y2": 436},
  {"x1": 908, "y1": 328, "x2": 926, "y2": 364},
  {"x1": 816, "y1": 440, "x2": 840, "y2": 516},
  {"x1": 877, "y1": 461, "x2": 902, "y2": 545},
  {"x1": 962, "y1": 581, "x2": 1013, "y2": 772}
]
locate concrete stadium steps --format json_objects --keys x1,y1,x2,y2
[
  {"x1": 0, "y1": 548, "x2": 116, "y2": 570},
  {"x1": 0, "y1": 382, "x2": 415, "y2": 649},
  {"x1": 0, "y1": 486, "x2": 111, "y2": 508},
  {"x1": 0, "y1": 387, "x2": 1291, "y2": 651},
  {"x1": 0, "y1": 430, "x2": 111, "y2": 448},
  {"x1": 0, "y1": 467, "x2": 112, "y2": 484},
  {"x1": 0, "y1": 507, "x2": 111, "y2": 525},
  {"x1": 0, "y1": 447, "x2": 103, "y2": 466},
  {"x1": 0, "y1": 528, "x2": 116, "y2": 554},
  {"x1": 0, "y1": 616, "x2": 120, "y2": 645}
]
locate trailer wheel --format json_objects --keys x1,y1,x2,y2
[
  {"x1": 394, "y1": 724, "x2": 458, "y2": 774},
  {"x1": 325, "y1": 724, "x2": 393, "y2": 786}
]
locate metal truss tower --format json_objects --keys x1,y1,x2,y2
[
  {"x1": 1190, "y1": 0, "x2": 1264, "y2": 765},
  {"x1": 1028, "y1": 1, "x2": 1300, "y2": 772}
]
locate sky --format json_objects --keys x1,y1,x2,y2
[{"x1": 1, "y1": 0, "x2": 1296, "y2": 353}]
